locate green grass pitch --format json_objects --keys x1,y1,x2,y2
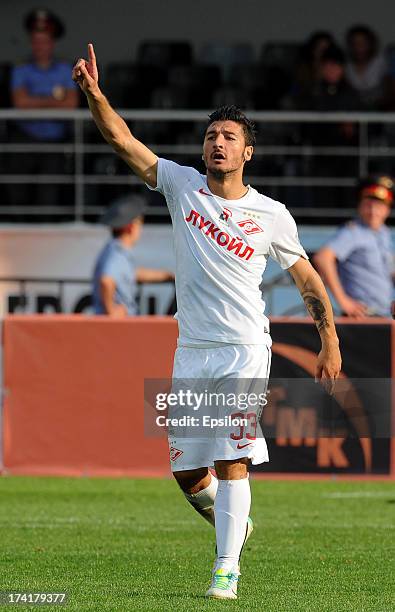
[{"x1": 0, "y1": 476, "x2": 394, "y2": 611}]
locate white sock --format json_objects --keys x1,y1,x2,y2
[
  {"x1": 214, "y1": 477, "x2": 251, "y2": 573},
  {"x1": 184, "y1": 472, "x2": 218, "y2": 526}
]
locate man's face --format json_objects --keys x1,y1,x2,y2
[
  {"x1": 202, "y1": 120, "x2": 253, "y2": 177},
  {"x1": 358, "y1": 197, "x2": 390, "y2": 230},
  {"x1": 30, "y1": 31, "x2": 55, "y2": 63},
  {"x1": 349, "y1": 33, "x2": 372, "y2": 63},
  {"x1": 129, "y1": 217, "x2": 143, "y2": 245},
  {"x1": 116, "y1": 217, "x2": 143, "y2": 247}
]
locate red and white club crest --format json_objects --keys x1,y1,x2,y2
[
  {"x1": 219, "y1": 207, "x2": 232, "y2": 223},
  {"x1": 237, "y1": 218, "x2": 263, "y2": 235},
  {"x1": 169, "y1": 447, "x2": 184, "y2": 462}
]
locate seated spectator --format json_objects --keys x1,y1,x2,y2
[
  {"x1": 295, "y1": 46, "x2": 360, "y2": 207},
  {"x1": 8, "y1": 9, "x2": 78, "y2": 214},
  {"x1": 293, "y1": 30, "x2": 335, "y2": 99},
  {"x1": 345, "y1": 25, "x2": 388, "y2": 109},
  {"x1": 296, "y1": 45, "x2": 360, "y2": 112}
]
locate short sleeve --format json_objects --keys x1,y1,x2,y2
[
  {"x1": 146, "y1": 158, "x2": 183, "y2": 197},
  {"x1": 269, "y1": 206, "x2": 308, "y2": 269},
  {"x1": 326, "y1": 225, "x2": 358, "y2": 261},
  {"x1": 146, "y1": 157, "x2": 193, "y2": 215},
  {"x1": 101, "y1": 253, "x2": 123, "y2": 282}
]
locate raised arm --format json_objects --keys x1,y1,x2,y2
[
  {"x1": 72, "y1": 43, "x2": 158, "y2": 187},
  {"x1": 288, "y1": 257, "x2": 342, "y2": 392}
]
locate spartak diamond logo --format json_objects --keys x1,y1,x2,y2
[
  {"x1": 237, "y1": 218, "x2": 263, "y2": 235},
  {"x1": 219, "y1": 207, "x2": 232, "y2": 224},
  {"x1": 169, "y1": 447, "x2": 184, "y2": 462}
]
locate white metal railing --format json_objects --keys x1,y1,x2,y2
[{"x1": 1, "y1": 109, "x2": 395, "y2": 221}]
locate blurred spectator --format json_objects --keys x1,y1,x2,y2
[
  {"x1": 8, "y1": 9, "x2": 78, "y2": 213},
  {"x1": 93, "y1": 196, "x2": 174, "y2": 316},
  {"x1": 345, "y1": 25, "x2": 388, "y2": 109},
  {"x1": 293, "y1": 30, "x2": 335, "y2": 99},
  {"x1": 296, "y1": 45, "x2": 360, "y2": 112},
  {"x1": 314, "y1": 176, "x2": 394, "y2": 317},
  {"x1": 293, "y1": 46, "x2": 360, "y2": 206}
]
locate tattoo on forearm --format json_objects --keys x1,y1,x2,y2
[{"x1": 302, "y1": 291, "x2": 330, "y2": 331}]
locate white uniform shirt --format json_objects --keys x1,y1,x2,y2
[{"x1": 148, "y1": 158, "x2": 307, "y2": 345}]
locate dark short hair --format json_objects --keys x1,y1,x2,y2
[
  {"x1": 112, "y1": 227, "x2": 125, "y2": 238},
  {"x1": 346, "y1": 24, "x2": 378, "y2": 54},
  {"x1": 206, "y1": 105, "x2": 257, "y2": 146},
  {"x1": 321, "y1": 45, "x2": 346, "y2": 66},
  {"x1": 302, "y1": 30, "x2": 334, "y2": 61}
]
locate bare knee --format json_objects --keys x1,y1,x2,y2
[
  {"x1": 215, "y1": 458, "x2": 248, "y2": 480},
  {"x1": 173, "y1": 467, "x2": 211, "y2": 494}
]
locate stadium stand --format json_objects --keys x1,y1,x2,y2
[
  {"x1": 2, "y1": 32, "x2": 395, "y2": 223},
  {"x1": 199, "y1": 43, "x2": 255, "y2": 81},
  {"x1": 137, "y1": 41, "x2": 193, "y2": 66}
]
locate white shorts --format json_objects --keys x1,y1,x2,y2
[{"x1": 168, "y1": 343, "x2": 271, "y2": 472}]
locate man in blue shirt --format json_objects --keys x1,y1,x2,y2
[
  {"x1": 12, "y1": 9, "x2": 78, "y2": 138},
  {"x1": 314, "y1": 175, "x2": 394, "y2": 317},
  {"x1": 8, "y1": 9, "x2": 78, "y2": 212},
  {"x1": 93, "y1": 196, "x2": 174, "y2": 316}
]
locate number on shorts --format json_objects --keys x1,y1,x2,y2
[{"x1": 230, "y1": 411, "x2": 257, "y2": 441}]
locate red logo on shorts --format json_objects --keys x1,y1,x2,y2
[
  {"x1": 170, "y1": 447, "x2": 184, "y2": 462},
  {"x1": 237, "y1": 219, "x2": 263, "y2": 235},
  {"x1": 236, "y1": 442, "x2": 253, "y2": 450}
]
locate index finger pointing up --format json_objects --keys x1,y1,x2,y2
[{"x1": 88, "y1": 43, "x2": 96, "y2": 63}]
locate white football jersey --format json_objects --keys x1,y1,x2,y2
[{"x1": 148, "y1": 158, "x2": 307, "y2": 345}]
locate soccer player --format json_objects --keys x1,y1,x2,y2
[{"x1": 73, "y1": 44, "x2": 341, "y2": 600}]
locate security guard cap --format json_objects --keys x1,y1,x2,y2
[{"x1": 100, "y1": 195, "x2": 146, "y2": 228}]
